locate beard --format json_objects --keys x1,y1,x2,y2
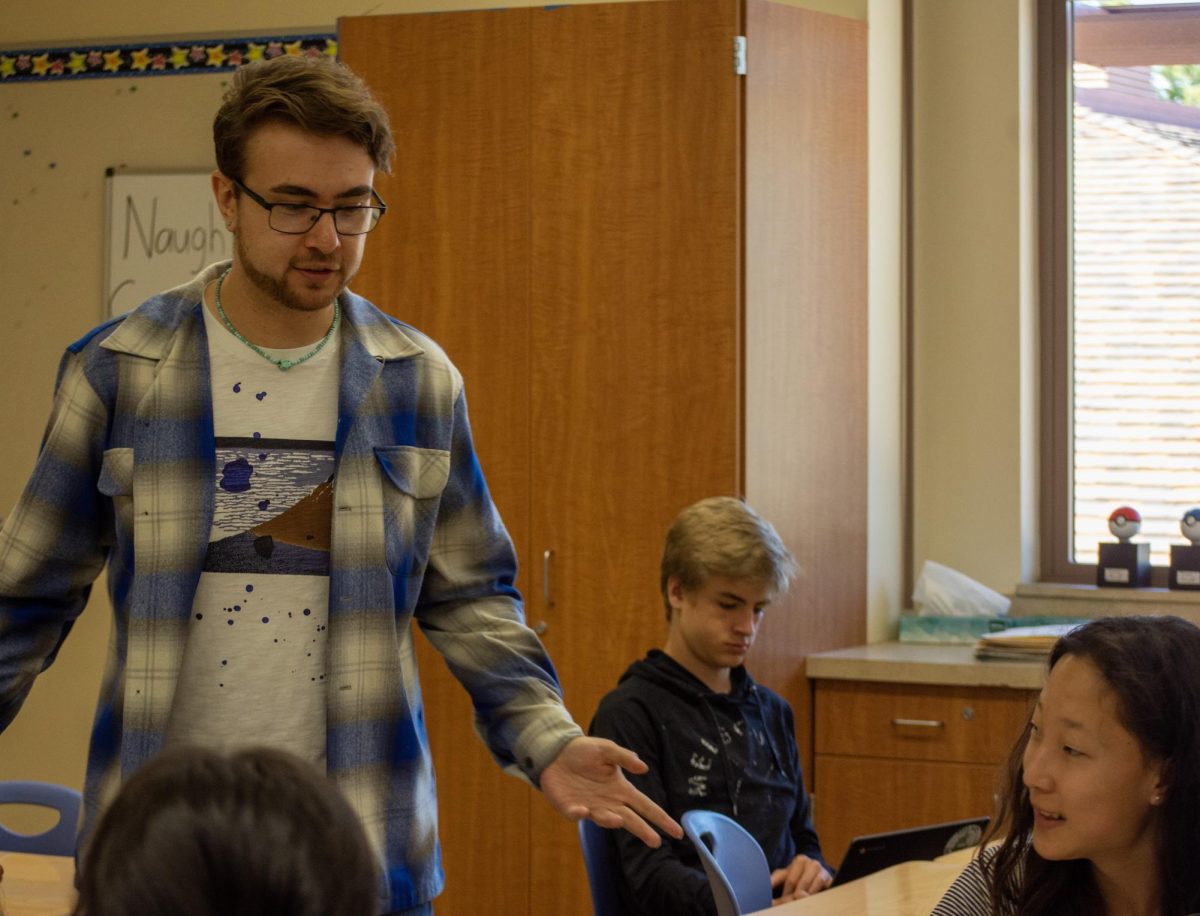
[{"x1": 235, "y1": 233, "x2": 357, "y2": 313}]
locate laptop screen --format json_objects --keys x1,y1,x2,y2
[{"x1": 830, "y1": 816, "x2": 988, "y2": 887}]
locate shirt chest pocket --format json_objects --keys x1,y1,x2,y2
[{"x1": 374, "y1": 445, "x2": 450, "y2": 576}]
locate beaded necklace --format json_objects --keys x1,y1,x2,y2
[{"x1": 213, "y1": 268, "x2": 339, "y2": 371}]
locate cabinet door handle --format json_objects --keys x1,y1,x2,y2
[
  {"x1": 543, "y1": 549, "x2": 555, "y2": 609},
  {"x1": 891, "y1": 718, "x2": 944, "y2": 729}
]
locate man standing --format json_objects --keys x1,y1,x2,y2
[
  {"x1": 590, "y1": 496, "x2": 831, "y2": 914},
  {"x1": 0, "y1": 54, "x2": 676, "y2": 915}
]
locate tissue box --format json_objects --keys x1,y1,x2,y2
[
  {"x1": 899, "y1": 615, "x2": 996, "y2": 644},
  {"x1": 899, "y1": 614, "x2": 1084, "y2": 645}
]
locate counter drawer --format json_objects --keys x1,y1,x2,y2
[
  {"x1": 814, "y1": 680, "x2": 1034, "y2": 764},
  {"x1": 813, "y1": 755, "x2": 1000, "y2": 870}
]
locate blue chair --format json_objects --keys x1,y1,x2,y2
[
  {"x1": 682, "y1": 809, "x2": 773, "y2": 916},
  {"x1": 0, "y1": 780, "x2": 82, "y2": 856},
  {"x1": 577, "y1": 818, "x2": 623, "y2": 916}
]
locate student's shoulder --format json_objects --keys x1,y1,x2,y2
[
  {"x1": 68, "y1": 278, "x2": 204, "y2": 358},
  {"x1": 66, "y1": 313, "x2": 127, "y2": 355},
  {"x1": 589, "y1": 692, "x2": 643, "y2": 743},
  {"x1": 593, "y1": 675, "x2": 657, "y2": 715},
  {"x1": 746, "y1": 677, "x2": 795, "y2": 718},
  {"x1": 932, "y1": 846, "x2": 1010, "y2": 916},
  {"x1": 590, "y1": 669, "x2": 676, "y2": 729},
  {"x1": 340, "y1": 290, "x2": 467, "y2": 391},
  {"x1": 341, "y1": 290, "x2": 446, "y2": 357}
]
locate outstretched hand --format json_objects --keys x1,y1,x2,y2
[{"x1": 539, "y1": 736, "x2": 683, "y2": 846}]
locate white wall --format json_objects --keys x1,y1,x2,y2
[
  {"x1": 910, "y1": 0, "x2": 1038, "y2": 595},
  {"x1": 866, "y1": 0, "x2": 905, "y2": 640}
]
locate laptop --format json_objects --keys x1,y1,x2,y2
[{"x1": 830, "y1": 816, "x2": 989, "y2": 887}]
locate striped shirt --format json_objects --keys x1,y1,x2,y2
[
  {"x1": 932, "y1": 846, "x2": 1020, "y2": 916},
  {"x1": 0, "y1": 261, "x2": 582, "y2": 912}
]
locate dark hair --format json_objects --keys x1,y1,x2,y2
[
  {"x1": 659, "y1": 497, "x2": 797, "y2": 621},
  {"x1": 212, "y1": 55, "x2": 394, "y2": 182},
  {"x1": 73, "y1": 745, "x2": 378, "y2": 916},
  {"x1": 981, "y1": 615, "x2": 1200, "y2": 916}
]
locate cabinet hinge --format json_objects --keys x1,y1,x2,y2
[{"x1": 734, "y1": 36, "x2": 747, "y2": 76}]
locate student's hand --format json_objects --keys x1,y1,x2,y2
[
  {"x1": 770, "y1": 855, "x2": 833, "y2": 902},
  {"x1": 539, "y1": 736, "x2": 683, "y2": 846}
]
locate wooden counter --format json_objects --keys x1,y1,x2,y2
[
  {"x1": 808, "y1": 642, "x2": 1041, "y2": 864},
  {"x1": 807, "y1": 641, "x2": 1046, "y2": 690}
]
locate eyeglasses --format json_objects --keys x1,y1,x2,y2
[{"x1": 232, "y1": 179, "x2": 387, "y2": 236}]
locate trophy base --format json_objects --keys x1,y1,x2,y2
[
  {"x1": 1170, "y1": 544, "x2": 1200, "y2": 590},
  {"x1": 1097, "y1": 542, "x2": 1150, "y2": 588}
]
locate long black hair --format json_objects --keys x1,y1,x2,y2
[{"x1": 981, "y1": 615, "x2": 1200, "y2": 915}]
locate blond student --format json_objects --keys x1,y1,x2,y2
[{"x1": 590, "y1": 497, "x2": 830, "y2": 915}]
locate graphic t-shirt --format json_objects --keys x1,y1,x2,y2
[{"x1": 164, "y1": 300, "x2": 340, "y2": 767}]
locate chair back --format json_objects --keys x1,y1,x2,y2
[
  {"x1": 577, "y1": 818, "x2": 623, "y2": 916},
  {"x1": 0, "y1": 780, "x2": 82, "y2": 856},
  {"x1": 682, "y1": 809, "x2": 773, "y2": 916}
]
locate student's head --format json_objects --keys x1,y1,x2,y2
[
  {"x1": 985, "y1": 615, "x2": 1200, "y2": 916},
  {"x1": 211, "y1": 56, "x2": 394, "y2": 313},
  {"x1": 658, "y1": 498, "x2": 796, "y2": 675},
  {"x1": 73, "y1": 745, "x2": 379, "y2": 916},
  {"x1": 660, "y1": 497, "x2": 798, "y2": 621},
  {"x1": 212, "y1": 55, "x2": 394, "y2": 184}
]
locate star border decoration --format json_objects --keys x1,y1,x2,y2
[{"x1": 1, "y1": 34, "x2": 337, "y2": 83}]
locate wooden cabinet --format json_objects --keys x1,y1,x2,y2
[
  {"x1": 339, "y1": 3, "x2": 866, "y2": 913},
  {"x1": 812, "y1": 680, "x2": 1036, "y2": 867}
]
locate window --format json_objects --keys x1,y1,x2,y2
[{"x1": 1040, "y1": 0, "x2": 1200, "y2": 583}]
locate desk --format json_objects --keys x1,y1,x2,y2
[
  {"x1": 748, "y1": 847, "x2": 974, "y2": 916},
  {"x1": 0, "y1": 852, "x2": 76, "y2": 916}
]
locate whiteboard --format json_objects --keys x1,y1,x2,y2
[{"x1": 104, "y1": 170, "x2": 232, "y2": 317}]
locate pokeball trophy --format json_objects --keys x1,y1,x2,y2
[
  {"x1": 1169, "y1": 507, "x2": 1200, "y2": 590},
  {"x1": 1097, "y1": 506, "x2": 1150, "y2": 587}
]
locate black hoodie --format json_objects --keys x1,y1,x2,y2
[{"x1": 588, "y1": 650, "x2": 826, "y2": 916}]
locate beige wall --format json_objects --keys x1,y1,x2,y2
[
  {"x1": 866, "y1": 0, "x2": 904, "y2": 642},
  {"x1": 911, "y1": 0, "x2": 1038, "y2": 595},
  {"x1": 0, "y1": 0, "x2": 895, "y2": 802}
]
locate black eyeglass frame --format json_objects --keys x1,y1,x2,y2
[{"x1": 231, "y1": 179, "x2": 388, "y2": 236}]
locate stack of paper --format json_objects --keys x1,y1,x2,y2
[{"x1": 974, "y1": 623, "x2": 1082, "y2": 661}]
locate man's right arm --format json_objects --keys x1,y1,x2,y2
[
  {"x1": 588, "y1": 693, "x2": 717, "y2": 916},
  {"x1": 0, "y1": 352, "x2": 109, "y2": 730}
]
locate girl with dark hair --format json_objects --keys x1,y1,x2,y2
[
  {"x1": 933, "y1": 615, "x2": 1200, "y2": 916},
  {"x1": 72, "y1": 745, "x2": 379, "y2": 916}
]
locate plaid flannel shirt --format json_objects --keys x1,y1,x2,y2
[{"x1": 0, "y1": 262, "x2": 582, "y2": 911}]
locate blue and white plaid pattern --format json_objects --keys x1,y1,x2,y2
[{"x1": 0, "y1": 262, "x2": 582, "y2": 911}]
